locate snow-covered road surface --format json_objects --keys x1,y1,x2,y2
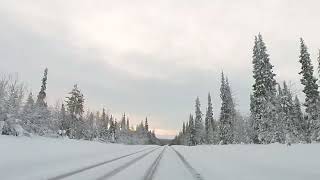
[
  {"x1": 1, "y1": 136, "x2": 320, "y2": 180},
  {"x1": 153, "y1": 147, "x2": 198, "y2": 180},
  {"x1": 0, "y1": 136, "x2": 199, "y2": 180}
]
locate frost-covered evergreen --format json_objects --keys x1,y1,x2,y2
[
  {"x1": 23, "y1": 93, "x2": 34, "y2": 113},
  {"x1": 194, "y1": 97, "x2": 205, "y2": 144},
  {"x1": 205, "y1": 93, "x2": 216, "y2": 143},
  {"x1": 126, "y1": 118, "x2": 130, "y2": 130},
  {"x1": 145, "y1": 117, "x2": 149, "y2": 132},
  {"x1": 298, "y1": 38, "x2": 320, "y2": 142},
  {"x1": 233, "y1": 113, "x2": 249, "y2": 144},
  {"x1": 292, "y1": 96, "x2": 305, "y2": 141},
  {"x1": 36, "y1": 68, "x2": 48, "y2": 107},
  {"x1": 121, "y1": 113, "x2": 127, "y2": 131},
  {"x1": 27, "y1": 68, "x2": 53, "y2": 135},
  {"x1": 188, "y1": 114, "x2": 196, "y2": 146},
  {"x1": 59, "y1": 104, "x2": 68, "y2": 133},
  {"x1": 108, "y1": 116, "x2": 115, "y2": 141},
  {"x1": 250, "y1": 34, "x2": 277, "y2": 144},
  {"x1": 276, "y1": 82, "x2": 300, "y2": 144},
  {"x1": 2, "y1": 77, "x2": 25, "y2": 136},
  {"x1": 98, "y1": 108, "x2": 109, "y2": 139},
  {"x1": 206, "y1": 118, "x2": 215, "y2": 144},
  {"x1": 65, "y1": 84, "x2": 85, "y2": 139},
  {"x1": 219, "y1": 73, "x2": 236, "y2": 144}
]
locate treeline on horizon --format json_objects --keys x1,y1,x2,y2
[
  {"x1": 173, "y1": 34, "x2": 320, "y2": 146},
  {"x1": 0, "y1": 69, "x2": 160, "y2": 145}
]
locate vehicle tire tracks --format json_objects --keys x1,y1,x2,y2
[
  {"x1": 96, "y1": 147, "x2": 162, "y2": 180},
  {"x1": 48, "y1": 146, "x2": 156, "y2": 180},
  {"x1": 171, "y1": 146, "x2": 204, "y2": 180},
  {"x1": 143, "y1": 146, "x2": 167, "y2": 180}
]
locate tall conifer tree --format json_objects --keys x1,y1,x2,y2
[
  {"x1": 205, "y1": 93, "x2": 214, "y2": 143},
  {"x1": 36, "y1": 68, "x2": 48, "y2": 107},
  {"x1": 298, "y1": 38, "x2": 320, "y2": 142},
  {"x1": 194, "y1": 97, "x2": 204, "y2": 144},
  {"x1": 250, "y1": 34, "x2": 277, "y2": 144}
]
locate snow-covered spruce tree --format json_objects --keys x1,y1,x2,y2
[
  {"x1": 207, "y1": 119, "x2": 215, "y2": 144},
  {"x1": 86, "y1": 111, "x2": 95, "y2": 140},
  {"x1": 292, "y1": 96, "x2": 305, "y2": 141},
  {"x1": 298, "y1": 38, "x2": 320, "y2": 142},
  {"x1": 145, "y1": 117, "x2": 149, "y2": 132},
  {"x1": 108, "y1": 115, "x2": 116, "y2": 142},
  {"x1": 283, "y1": 82, "x2": 299, "y2": 143},
  {"x1": 250, "y1": 34, "x2": 278, "y2": 144},
  {"x1": 233, "y1": 112, "x2": 248, "y2": 144},
  {"x1": 177, "y1": 121, "x2": 187, "y2": 145},
  {"x1": 65, "y1": 84, "x2": 85, "y2": 139},
  {"x1": 145, "y1": 117, "x2": 153, "y2": 144},
  {"x1": 272, "y1": 84, "x2": 284, "y2": 143},
  {"x1": 36, "y1": 68, "x2": 48, "y2": 107},
  {"x1": 23, "y1": 93, "x2": 34, "y2": 113},
  {"x1": 121, "y1": 113, "x2": 127, "y2": 131},
  {"x1": 205, "y1": 93, "x2": 216, "y2": 144},
  {"x1": 135, "y1": 121, "x2": 148, "y2": 144},
  {"x1": 30, "y1": 68, "x2": 52, "y2": 135},
  {"x1": 2, "y1": 78, "x2": 25, "y2": 136},
  {"x1": 117, "y1": 116, "x2": 128, "y2": 143},
  {"x1": 178, "y1": 120, "x2": 189, "y2": 145},
  {"x1": 93, "y1": 111, "x2": 100, "y2": 138},
  {"x1": 6, "y1": 81, "x2": 23, "y2": 115},
  {"x1": 114, "y1": 120, "x2": 120, "y2": 142},
  {"x1": 91, "y1": 111, "x2": 99, "y2": 139},
  {"x1": 126, "y1": 117, "x2": 129, "y2": 130},
  {"x1": 194, "y1": 97, "x2": 205, "y2": 145},
  {"x1": 21, "y1": 92, "x2": 34, "y2": 132},
  {"x1": 219, "y1": 73, "x2": 236, "y2": 144},
  {"x1": 183, "y1": 121, "x2": 189, "y2": 145},
  {"x1": 188, "y1": 114, "x2": 196, "y2": 146},
  {"x1": 59, "y1": 103, "x2": 68, "y2": 133},
  {"x1": 277, "y1": 82, "x2": 300, "y2": 144},
  {"x1": 248, "y1": 94, "x2": 256, "y2": 142},
  {"x1": 219, "y1": 72, "x2": 227, "y2": 144},
  {"x1": 225, "y1": 77, "x2": 236, "y2": 143},
  {"x1": 98, "y1": 108, "x2": 109, "y2": 140}
]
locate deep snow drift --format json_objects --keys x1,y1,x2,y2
[{"x1": 1, "y1": 135, "x2": 320, "y2": 180}]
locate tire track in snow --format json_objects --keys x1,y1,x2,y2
[
  {"x1": 143, "y1": 146, "x2": 167, "y2": 180},
  {"x1": 96, "y1": 147, "x2": 162, "y2": 180},
  {"x1": 171, "y1": 147, "x2": 204, "y2": 180},
  {"x1": 48, "y1": 146, "x2": 156, "y2": 180}
]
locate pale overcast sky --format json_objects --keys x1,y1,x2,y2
[{"x1": 1, "y1": 0, "x2": 320, "y2": 138}]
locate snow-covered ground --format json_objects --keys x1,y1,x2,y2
[
  {"x1": 1, "y1": 135, "x2": 320, "y2": 180},
  {"x1": 0, "y1": 136, "x2": 156, "y2": 180},
  {"x1": 174, "y1": 144, "x2": 320, "y2": 180}
]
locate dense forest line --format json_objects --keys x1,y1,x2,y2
[
  {"x1": 173, "y1": 34, "x2": 320, "y2": 145},
  {"x1": 0, "y1": 69, "x2": 160, "y2": 145}
]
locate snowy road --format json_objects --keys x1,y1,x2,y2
[
  {"x1": 0, "y1": 136, "x2": 201, "y2": 180},
  {"x1": 1, "y1": 136, "x2": 320, "y2": 180},
  {"x1": 48, "y1": 146, "x2": 200, "y2": 180}
]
